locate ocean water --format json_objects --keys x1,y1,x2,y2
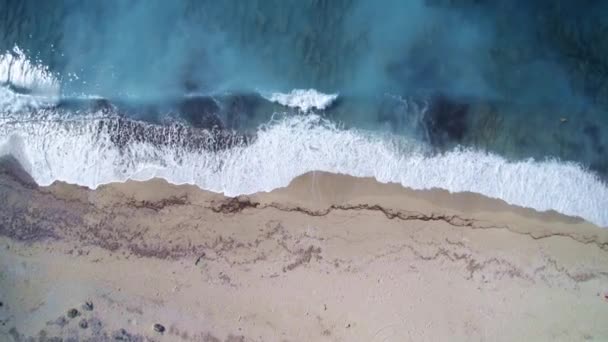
[{"x1": 0, "y1": 0, "x2": 607, "y2": 227}]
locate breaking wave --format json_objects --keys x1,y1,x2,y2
[
  {"x1": 0, "y1": 47, "x2": 606, "y2": 227},
  {"x1": 0, "y1": 46, "x2": 60, "y2": 112},
  {"x1": 264, "y1": 89, "x2": 339, "y2": 112},
  {"x1": 1, "y1": 111, "x2": 607, "y2": 227}
]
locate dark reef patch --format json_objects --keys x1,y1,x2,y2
[
  {"x1": 0, "y1": 155, "x2": 37, "y2": 188},
  {"x1": 222, "y1": 93, "x2": 265, "y2": 129},
  {"x1": 178, "y1": 96, "x2": 223, "y2": 129},
  {"x1": 423, "y1": 94, "x2": 470, "y2": 148}
]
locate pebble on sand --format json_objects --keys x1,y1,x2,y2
[
  {"x1": 154, "y1": 323, "x2": 166, "y2": 333},
  {"x1": 67, "y1": 308, "x2": 80, "y2": 319},
  {"x1": 79, "y1": 319, "x2": 88, "y2": 329},
  {"x1": 83, "y1": 301, "x2": 94, "y2": 311}
]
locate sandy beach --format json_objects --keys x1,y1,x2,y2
[{"x1": 1, "y1": 158, "x2": 607, "y2": 341}]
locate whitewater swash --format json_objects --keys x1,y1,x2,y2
[{"x1": 1, "y1": 106, "x2": 607, "y2": 228}]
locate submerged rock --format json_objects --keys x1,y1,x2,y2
[
  {"x1": 178, "y1": 96, "x2": 223, "y2": 129},
  {"x1": 423, "y1": 94, "x2": 469, "y2": 147}
]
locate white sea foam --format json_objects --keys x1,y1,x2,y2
[
  {"x1": 265, "y1": 89, "x2": 338, "y2": 112},
  {"x1": 0, "y1": 46, "x2": 59, "y2": 94},
  {"x1": 1, "y1": 113, "x2": 607, "y2": 227},
  {"x1": 0, "y1": 47, "x2": 60, "y2": 111},
  {"x1": 0, "y1": 87, "x2": 59, "y2": 114}
]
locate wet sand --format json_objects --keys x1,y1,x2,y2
[{"x1": 0, "y1": 159, "x2": 607, "y2": 341}]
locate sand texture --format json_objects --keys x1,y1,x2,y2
[{"x1": 1, "y1": 159, "x2": 607, "y2": 341}]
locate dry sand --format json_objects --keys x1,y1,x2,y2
[{"x1": 0, "y1": 158, "x2": 607, "y2": 341}]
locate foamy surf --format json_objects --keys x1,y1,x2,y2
[
  {"x1": 0, "y1": 113, "x2": 606, "y2": 227},
  {"x1": 0, "y1": 46, "x2": 59, "y2": 94},
  {"x1": 264, "y1": 89, "x2": 338, "y2": 112},
  {"x1": 0, "y1": 47, "x2": 60, "y2": 112}
]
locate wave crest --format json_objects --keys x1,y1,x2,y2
[
  {"x1": 0, "y1": 46, "x2": 60, "y2": 112},
  {"x1": 264, "y1": 89, "x2": 338, "y2": 112}
]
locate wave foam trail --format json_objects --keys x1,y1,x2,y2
[
  {"x1": 0, "y1": 114, "x2": 607, "y2": 227},
  {"x1": 265, "y1": 89, "x2": 338, "y2": 112},
  {"x1": 0, "y1": 46, "x2": 59, "y2": 93},
  {"x1": 0, "y1": 47, "x2": 60, "y2": 111}
]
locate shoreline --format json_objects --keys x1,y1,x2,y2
[
  {"x1": 1, "y1": 160, "x2": 607, "y2": 341},
  {"x1": 4, "y1": 111, "x2": 607, "y2": 228}
]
